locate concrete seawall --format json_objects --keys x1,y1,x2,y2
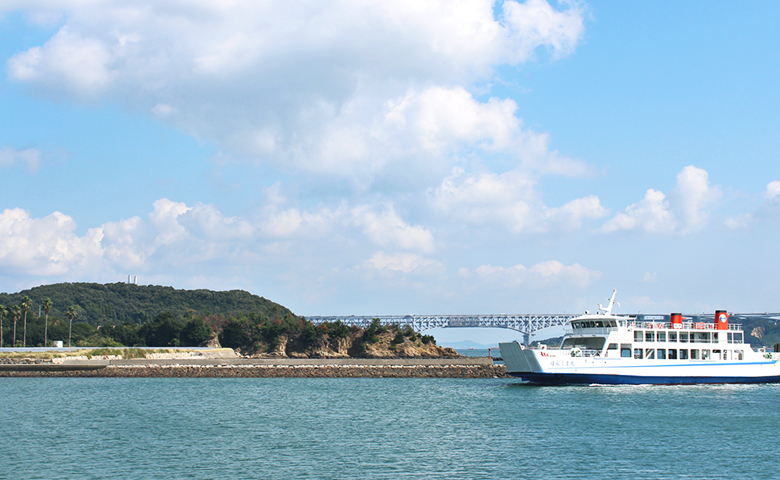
[{"x1": 0, "y1": 357, "x2": 511, "y2": 378}]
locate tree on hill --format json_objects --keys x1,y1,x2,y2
[
  {"x1": 10, "y1": 305, "x2": 20, "y2": 346},
  {"x1": 0, "y1": 305, "x2": 5, "y2": 348},
  {"x1": 67, "y1": 306, "x2": 77, "y2": 347},
  {"x1": 42, "y1": 298, "x2": 53, "y2": 347},
  {"x1": 21, "y1": 296, "x2": 31, "y2": 347}
]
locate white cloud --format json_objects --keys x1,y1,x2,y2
[
  {"x1": 471, "y1": 260, "x2": 601, "y2": 287},
  {"x1": 351, "y1": 206, "x2": 434, "y2": 253},
  {"x1": 365, "y1": 251, "x2": 442, "y2": 274},
  {"x1": 100, "y1": 216, "x2": 147, "y2": 269},
  {"x1": 727, "y1": 180, "x2": 780, "y2": 228},
  {"x1": 431, "y1": 168, "x2": 606, "y2": 233},
  {"x1": 0, "y1": 208, "x2": 103, "y2": 275},
  {"x1": 667, "y1": 165, "x2": 722, "y2": 234},
  {"x1": 5, "y1": 0, "x2": 587, "y2": 186},
  {"x1": 0, "y1": 195, "x2": 444, "y2": 282},
  {"x1": 0, "y1": 147, "x2": 42, "y2": 173},
  {"x1": 546, "y1": 195, "x2": 609, "y2": 230},
  {"x1": 724, "y1": 213, "x2": 753, "y2": 229},
  {"x1": 259, "y1": 205, "x2": 343, "y2": 239},
  {"x1": 765, "y1": 181, "x2": 780, "y2": 201},
  {"x1": 501, "y1": 0, "x2": 585, "y2": 62},
  {"x1": 182, "y1": 203, "x2": 254, "y2": 240},
  {"x1": 602, "y1": 166, "x2": 720, "y2": 235},
  {"x1": 601, "y1": 189, "x2": 673, "y2": 234},
  {"x1": 149, "y1": 198, "x2": 191, "y2": 246},
  {"x1": 8, "y1": 26, "x2": 114, "y2": 101}
]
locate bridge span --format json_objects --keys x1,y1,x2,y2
[
  {"x1": 306, "y1": 312, "x2": 780, "y2": 345},
  {"x1": 306, "y1": 314, "x2": 577, "y2": 345}
]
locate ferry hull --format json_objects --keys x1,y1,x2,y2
[
  {"x1": 511, "y1": 372, "x2": 780, "y2": 385},
  {"x1": 499, "y1": 340, "x2": 780, "y2": 385}
]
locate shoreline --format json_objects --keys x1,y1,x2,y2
[
  {"x1": 0, "y1": 356, "x2": 511, "y2": 378},
  {"x1": 0, "y1": 364, "x2": 510, "y2": 378}
]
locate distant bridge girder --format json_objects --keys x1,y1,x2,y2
[
  {"x1": 305, "y1": 312, "x2": 780, "y2": 341},
  {"x1": 305, "y1": 314, "x2": 577, "y2": 337}
]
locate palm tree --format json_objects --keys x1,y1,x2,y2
[
  {"x1": 67, "y1": 306, "x2": 77, "y2": 348},
  {"x1": 0, "y1": 305, "x2": 6, "y2": 348},
  {"x1": 42, "y1": 299, "x2": 53, "y2": 348},
  {"x1": 21, "y1": 296, "x2": 31, "y2": 348},
  {"x1": 10, "y1": 305, "x2": 20, "y2": 346}
]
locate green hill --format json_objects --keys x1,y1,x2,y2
[{"x1": 0, "y1": 282, "x2": 294, "y2": 327}]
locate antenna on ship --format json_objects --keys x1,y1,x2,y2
[{"x1": 599, "y1": 289, "x2": 618, "y2": 315}]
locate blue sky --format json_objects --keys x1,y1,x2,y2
[{"x1": 1, "y1": 1, "x2": 779, "y2": 343}]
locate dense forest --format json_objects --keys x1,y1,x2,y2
[
  {"x1": 0, "y1": 283, "x2": 441, "y2": 354},
  {"x1": 0, "y1": 282, "x2": 296, "y2": 348},
  {"x1": 0, "y1": 282, "x2": 292, "y2": 326}
]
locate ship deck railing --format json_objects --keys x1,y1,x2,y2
[{"x1": 622, "y1": 320, "x2": 742, "y2": 330}]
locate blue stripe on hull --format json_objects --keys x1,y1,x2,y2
[{"x1": 511, "y1": 372, "x2": 780, "y2": 385}]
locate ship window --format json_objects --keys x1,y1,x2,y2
[
  {"x1": 645, "y1": 349, "x2": 655, "y2": 359},
  {"x1": 713, "y1": 333, "x2": 719, "y2": 342},
  {"x1": 634, "y1": 349, "x2": 643, "y2": 359},
  {"x1": 657, "y1": 348, "x2": 666, "y2": 359},
  {"x1": 669, "y1": 332, "x2": 677, "y2": 342},
  {"x1": 607, "y1": 343, "x2": 618, "y2": 350},
  {"x1": 737, "y1": 350, "x2": 744, "y2": 360},
  {"x1": 727, "y1": 332, "x2": 733, "y2": 343},
  {"x1": 645, "y1": 331, "x2": 655, "y2": 342},
  {"x1": 621, "y1": 345, "x2": 631, "y2": 357},
  {"x1": 634, "y1": 331, "x2": 643, "y2": 342},
  {"x1": 595, "y1": 320, "x2": 603, "y2": 328},
  {"x1": 680, "y1": 349, "x2": 689, "y2": 360},
  {"x1": 561, "y1": 337, "x2": 605, "y2": 350},
  {"x1": 691, "y1": 349, "x2": 699, "y2": 360},
  {"x1": 702, "y1": 349, "x2": 710, "y2": 360},
  {"x1": 668, "y1": 349, "x2": 678, "y2": 360},
  {"x1": 680, "y1": 332, "x2": 689, "y2": 343},
  {"x1": 734, "y1": 333, "x2": 743, "y2": 344},
  {"x1": 713, "y1": 349, "x2": 722, "y2": 360},
  {"x1": 657, "y1": 332, "x2": 666, "y2": 342}
]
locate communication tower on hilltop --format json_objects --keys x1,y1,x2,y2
[{"x1": 127, "y1": 275, "x2": 138, "y2": 284}]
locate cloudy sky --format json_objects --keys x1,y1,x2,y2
[{"x1": 1, "y1": 1, "x2": 779, "y2": 339}]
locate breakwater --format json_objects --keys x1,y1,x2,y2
[{"x1": 0, "y1": 357, "x2": 510, "y2": 378}]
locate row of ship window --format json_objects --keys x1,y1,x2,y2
[
  {"x1": 632, "y1": 330, "x2": 744, "y2": 344},
  {"x1": 607, "y1": 344, "x2": 745, "y2": 360}
]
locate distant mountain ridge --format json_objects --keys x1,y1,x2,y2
[{"x1": 0, "y1": 282, "x2": 294, "y2": 326}]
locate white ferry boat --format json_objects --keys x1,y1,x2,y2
[{"x1": 499, "y1": 291, "x2": 780, "y2": 385}]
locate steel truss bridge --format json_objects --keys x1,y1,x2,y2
[{"x1": 306, "y1": 313, "x2": 780, "y2": 345}]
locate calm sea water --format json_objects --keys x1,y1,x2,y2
[{"x1": 2, "y1": 377, "x2": 778, "y2": 479}]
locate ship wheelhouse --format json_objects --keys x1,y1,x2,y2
[{"x1": 560, "y1": 310, "x2": 750, "y2": 362}]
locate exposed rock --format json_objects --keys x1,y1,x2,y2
[
  {"x1": 269, "y1": 334, "x2": 288, "y2": 357},
  {"x1": 752, "y1": 326, "x2": 765, "y2": 339},
  {"x1": 241, "y1": 324, "x2": 458, "y2": 359}
]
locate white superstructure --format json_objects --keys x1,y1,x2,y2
[{"x1": 499, "y1": 291, "x2": 780, "y2": 385}]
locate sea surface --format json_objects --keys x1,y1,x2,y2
[{"x1": 2, "y1": 377, "x2": 779, "y2": 479}]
